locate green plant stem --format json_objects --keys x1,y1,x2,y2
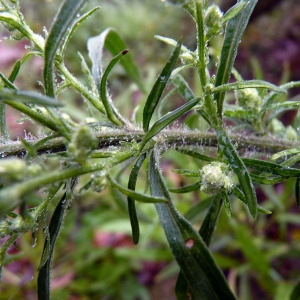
[
  {"x1": 57, "y1": 63, "x2": 106, "y2": 114},
  {"x1": 0, "y1": 101, "x2": 9, "y2": 141},
  {"x1": 4, "y1": 100, "x2": 61, "y2": 132},
  {"x1": 195, "y1": 1, "x2": 206, "y2": 88},
  {"x1": 0, "y1": 149, "x2": 133, "y2": 215},
  {"x1": 1, "y1": 128, "x2": 298, "y2": 158}
]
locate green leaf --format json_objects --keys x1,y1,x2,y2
[
  {"x1": 143, "y1": 39, "x2": 182, "y2": 132},
  {"x1": 214, "y1": 0, "x2": 258, "y2": 117},
  {"x1": 0, "y1": 73, "x2": 18, "y2": 90},
  {"x1": 212, "y1": 80, "x2": 286, "y2": 94},
  {"x1": 148, "y1": 149, "x2": 236, "y2": 300},
  {"x1": 127, "y1": 153, "x2": 147, "y2": 244},
  {"x1": 232, "y1": 187, "x2": 272, "y2": 214},
  {"x1": 154, "y1": 35, "x2": 190, "y2": 53},
  {"x1": 172, "y1": 74, "x2": 211, "y2": 125},
  {"x1": 140, "y1": 97, "x2": 200, "y2": 151},
  {"x1": 8, "y1": 60, "x2": 21, "y2": 83},
  {"x1": 217, "y1": 128, "x2": 257, "y2": 218},
  {"x1": 169, "y1": 181, "x2": 201, "y2": 193},
  {"x1": 0, "y1": 88, "x2": 62, "y2": 106},
  {"x1": 243, "y1": 158, "x2": 300, "y2": 177},
  {"x1": 199, "y1": 194, "x2": 223, "y2": 246},
  {"x1": 222, "y1": 2, "x2": 247, "y2": 24},
  {"x1": 184, "y1": 197, "x2": 212, "y2": 222},
  {"x1": 44, "y1": 0, "x2": 86, "y2": 97},
  {"x1": 224, "y1": 108, "x2": 258, "y2": 123},
  {"x1": 175, "y1": 148, "x2": 216, "y2": 162},
  {"x1": 250, "y1": 173, "x2": 287, "y2": 185},
  {"x1": 37, "y1": 190, "x2": 70, "y2": 300},
  {"x1": 100, "y1": 50, "x2": 129, "y2": 126},
  {"x1": 108, "y1": 174, "x2": 167, "y2": 204},
  {"x1": 172, "y1": 169, "x2": 201, "y2": 177},
  {"x1": 172, "y1": 74, "x2": 196, "y2": 102},
  {"x1": 265, "y1": 101, "x2": 300, "y2": 122},
  {"x1": 60, "y1": 7, "x2": 100, "y2": 59},
  {"x1": 87, "y1": 28, "x2": 144, "y2": 92}
]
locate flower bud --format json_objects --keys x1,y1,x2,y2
[
  {"x1": 90, "y1": 172, "x2": 107, "y2": 193},
  {"x1": 235, "y1": 88, "x2": 262, "y2": 112},
  {"x1": 200, "y1": 162, "x2": 234, "y2": 195},
  {"x1": 0, "y1": 158, "x2": 26, "y2": 181},
  {"x1": 205, "y1": 5, "x2": 223, "y2": 38},
  {"x1": 268, "y1": 119, "x2": 286, "y2": 138},
  {"x1": 286, "y1": 125, "x2": 297, "y2": 141},
  {"x1": 68, "y1": 125, "x2": 97, "y2": 162}
]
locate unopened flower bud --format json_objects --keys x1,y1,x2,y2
[
  {"x1": 68, "y1": 125, "x2": 97, "y2": 162},
  {"x1": 235, "y1": 88, "x2": 261, "y2": 112},
  {"x1": 90, "y1": 172, "x2": 107, "y2": 193},
  {"x1": 268, "y1": 119, "x2": 286, "y2": 138},
  {"x1": 200, "y1": 162, "x2": 234, "y2": 195},
  {"x1": 205, "y1": 5, "x2": 223, "y2": 38},
  {"x1": 0, "y1": 158, "x2": 26, "y2": 181},
  {"x1": 286, "y1": 125, "x2": 297, "y2": 141}
]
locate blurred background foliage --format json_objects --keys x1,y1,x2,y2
[{"x1": 1, "y1": 0, "x2": 300, "y2": 299}]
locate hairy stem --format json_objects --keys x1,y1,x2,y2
[{"x1": 0, "y1": 128, "x2": 298, "y2": 158}]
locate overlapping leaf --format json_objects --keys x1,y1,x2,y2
[
  {"x1": 148, "y1": 149, "x2": 236, "y2": 299},
  {"x1": 87, "y1": 28, "x2": 144, "y2": 92},
  {"x1": 143, "y1": 39, "x2": 182, "y2": 132},
  {"x1": 214, "y1": 0, "x2": 258, "y2": 117},
  {"x1": 44, "y1": 0, "x2": 87, "y2": 97}
]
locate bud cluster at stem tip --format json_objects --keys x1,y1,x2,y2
[
  {"x1": 200, "y1": 162, "x2": 234, "y2": 195},
  {"x1": 235, "y1": 88, "x2": 262, "y2": 112}
]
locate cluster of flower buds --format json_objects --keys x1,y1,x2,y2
[
  {"x1": 200, "y1": 162, "x2": 234, "y2": 195},
  {"x1": 205, "y1": 5, "x2": 223, "y2": 39},
  {"x1": 235, "y1": 88, "x2": 262, "y2": 112}
]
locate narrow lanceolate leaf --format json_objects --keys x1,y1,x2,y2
[
  {"x1": 175, "y1": 148, "x2": 216, "y2": 162},
  {"x1": 37, "y1": 191, "x2": 69, "y2": 300},
  {"x1": 100, "y1": 50, "x2": 129, "y2": 126},
  {"x1": 172, "y1": 169, "x2": 201, "y2": 177},
  {"x1": 232, "y1": 187, "x2": 272, "y2": 215},
  {"x1": 199, "y1": 194, "x2": 223, "y2": 246},
  {"x1": 108, "y1": 174, "x2": 167, "y2": 204},
  {"x1": 0, "y1": 88, "x2": 62, "y2": 106},
  {"x1": 44, "y1": 0, "x2": 87, "y2": 97},
  {"x1": 149, "y1": 149, "x2": 236, "y2": 300},
  {"x1": 222, "y1": 1, "x2": 247, "y2": 24},
  {"x1": 140, "y1": 97, "x2": 199, "y2": 151},
  {"x1": 214, "y1": 0, "x2": 258, "y2": 117},
  {"x1": 169, "y1": 181, "x2": 201, "y2": 193},
  {"x1": 217, "y1": 128, "x2": 257, "y2": 218},
  {"x1": 212, "y1": 80, "x2": 286, "y2": 94},
  {"x1": 243, "y1": 158, "x2": 300, "y2": 177},
  {"x1": 8, "y1": 60, "x2": 21, "y2": 83},
  {"x1": 0, "y1": 73, "x2": 18, "y2": 90},
  {"x1": 172, "y1": 74, "x2": 196, "y2": 102},
  {"x1": 143, "y1": 39, "x2": 182, "y2": 132},
  {"x1": 127, "y1": 153, "x2": 147, "y2": 244},
  {"x1": 60, "y1": 7, "x2": 100, "y2": 59},
  {"x1": 87, "y1": 28, "x2": 144, "y2": 92}
]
